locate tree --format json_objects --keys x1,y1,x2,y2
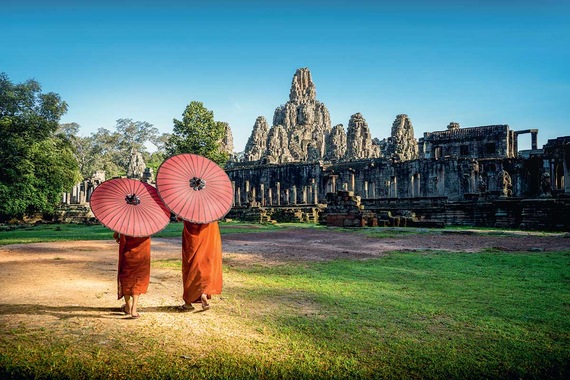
[
  {"x1": 166, "y1": 101, "x2": 229, "y2": 166},
  {"x1": 0, "y1": 73, "x2": 81, "y2": 221},
  {"x1": 28, "y1": 137, "x2": 82, "y2": 214},
  {"x1": 115, "y1": 118, "x2": 159, "y2": 169},
  {"x1": 146, "y1": 132, "x2": 171, "y2": 174},
  {"x1": 57, "y1": 122, "x2": 80, "y2": 140},
  {"x1": 69, "y1": 120, "x2": 162, "y2": 179},
  {"x1": 79, "y1": 127, "x2": 123, "y2": 179}
]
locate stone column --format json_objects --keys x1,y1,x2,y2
[
  {"x1": 390, "y1": 177, "x2": 398, "y2": 198},
  {"x1": 236, "y1": 187, "x2": 241, "y2": 206},
  {"x1": 470, "y1": 173, "x2": 477, "y2": 194},
  {"x1": 231, "y1": 181, "x2": 236, "y2": 206},
  {"x1": 291, "y1": 185, "x2": 297, "y2": 204},
  {"x1": 86, "y1": 185, "x2": 94, "y2": 202},
  {"x1": 312, "y1": 179, "x2": 318, "y2": 204},
  {"x1": 350, "y1": 173, "x2": 355, "y2": 192},
  {"x1": 275, "y1": 182, "x2": 281, "y2": 206},
  {"x1": 531, "y1": 131, "x2": 538, "y2": 150},
  {"x1": 302, "y1": 186, "x2": 307, "y2": 204},
  {"x1": 80, "y1": 181, "x2": 88, "y2": 204},
  {"x1": 268, "y1": 188, "x2": 273, "y2": 206},
  {"x1": 394, "y1": 178, "x2": 398, "y2": 198},
  {"x1": 364, "y1": 181, "x2": 369, "y2": 199},
  {"x1": 565, "y1": 156, "x2": 570, "y2": 193},
  {"x1": 71, "y1": 184, "x2": 78, "y2": 204},
  {"x1": 413, "y1": 174, "x2": 420, "y2": 197},
  {"x1": 260, "y1": 184, "x2": 265, "y2": 206},
  {"x1": 441, "y1": 170, "x2": 447, "y2": 196},
  {"x1": 284, "y1": 189, "x2": 290, "y2": 205}
]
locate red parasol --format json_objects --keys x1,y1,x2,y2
[
  {"x1": 89, "y1": 178, "x2": 171, "y2": 237},
  {"x1": 156, "y1": 154, "x2": 233, "y2": 223}
]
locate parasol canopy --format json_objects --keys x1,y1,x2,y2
[
  {"x1": 156, "y1": 153, "x2": 233, "y2": 223},
  {"x1": 89, "y1": 178, "x2": 171, "y2": 237}
]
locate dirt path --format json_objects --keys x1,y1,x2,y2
[{"x1": 0, "y1": 227, "x2": 568, "y2": 335}]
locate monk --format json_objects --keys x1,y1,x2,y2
[
  {"x1": 114, "y1": 232, "x2": 151, "y2": 319},
  {"x1": 177, "y1": 220, "x2": 223, "y2": 311}
]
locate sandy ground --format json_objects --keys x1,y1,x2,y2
[{"x1": 0, "y1": 227, "x2": 568, "y2": 338}]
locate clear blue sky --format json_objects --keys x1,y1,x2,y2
[{"x1": 2, "y1": 0, "x2": 569, "y2": 151}]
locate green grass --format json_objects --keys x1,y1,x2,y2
[
  {"x1": 1, "y1": 224, "x2": 569, "y2": 379},
  {"x1": 355, "y1": 226, "x2": 430, "y2": 239},
  {"x1": 154, "y1": 249, "x2": 570, "y2": 379},
  {"x1": 0, "y1": 221, "x2": 292, "y2": 245},
  {"x1": 235, "y1": 250, "x2": 569, "y2": 376},
  {"x1": 0, "y1": 223, "x2": 113, "y2": 245}
]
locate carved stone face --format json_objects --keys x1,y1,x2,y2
[{"x1": 296, "y1": 104, "x2": 314, "y2": 125}]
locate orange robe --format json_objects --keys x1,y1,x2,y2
[
  {"x1": 181, "y1": 221, "x2": 223, "y2": 304},
  {"x1": 116, "y1": 233, "x2": 151, "y2": 300}
]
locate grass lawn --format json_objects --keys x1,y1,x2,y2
[
  {"x1": 0, "y1": 221, "x2": 289, "y2": 245},
  {"x1": 0, "y1": 224, "x2": 569, "y2": 379}
]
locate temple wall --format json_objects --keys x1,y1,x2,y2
[
  {"x1": 227, "y1": 156, "x2": 549, "y2": 209},
  {"x1": 226, "y1": 163, "x2": 325, "y2": 207},
  {"x1": 226, "y1": 149, "x2": 570, "y2": 231},
  {"x1": 419, "y1": 125, "x2": 515, "y2": 160}
]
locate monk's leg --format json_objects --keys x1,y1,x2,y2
[
  {"x1": 131, "y1": 294, "x2": 140, "y2": 318},
  {"x1": 124, "y1": 295, "x2": 132, "y2": 316},
  {"x1": 201, "y1": 293, "x2": 210, "y2": 310}
]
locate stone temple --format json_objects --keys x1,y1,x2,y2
[{"x1": 225, "y1": 68, "x2": 570, "y2": 231}]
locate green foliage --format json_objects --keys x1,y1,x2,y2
[
  {"x1": 0, "y1": 73, "x2": 80, "y2": 221},
  {"x1": 67, "y1": 120, "x2": 164, "y2": 179},
  {"x1": 115, "y1": 118, "x2": 158, "y2": 152},
  {"x1": 144, "y1": 132, "x2": 171, "y2": 174},
  {"x1": 29, "y1": 138, "x2": 82, "y2": 214},
  {"x1": 145, "y1": 151, "x2": 166, "y2": 176},
  {"x1": 166, "y1": 101, "x2": 229, "y2": 166},
  {"x1": 86, "y1": 128, "x2": 124, "y2": 178},
  {"x1": 114, "y1": 118, "x2": 159, "y2": 170}
]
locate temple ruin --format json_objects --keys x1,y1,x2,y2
[
  {"x1": 63, "y1": 67, "x2": 568, "y2": 231},
  {"x1": 225, "y1": 68, "x2": 570, "y2": 231}
]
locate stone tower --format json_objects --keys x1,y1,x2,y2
[
  {"x1": 346, "y1": 113, "x2": 381, "y2": 159},
  {"x1": 325, "y1": 124, "x2": 347, "y2": 161},
  {"x1": 244, "y1": 116, "x2": 269, "y2": 162},
  {"x1": 267, "y1": 68, "x2": 332, "y2": 162},
  {"x1": 126, "y1": 148, "x2": 146, "y2": 179},
  {"x1": 219, "y1": 121, "x2": 234, "y2": 157},
  {"x1": 384, "y1": 114, "x2": 418, "y2": 161},
  {"x1": 265, "y1": 125, "x2": 291, "y2": 164}
]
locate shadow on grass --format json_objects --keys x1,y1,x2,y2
[{"x1": 0, "y1": 304, "x2": 209, "y2": 319}]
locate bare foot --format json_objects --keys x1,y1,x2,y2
[
  {"x1": 201, "y1": 294, "x2": 210, "y2": 310},
  {"x1": 120, "y1": 304, "x2": 130, "y2": 315},
  {"x1": 176, "y1": 304, "x2": 195, "y2": 312}
]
